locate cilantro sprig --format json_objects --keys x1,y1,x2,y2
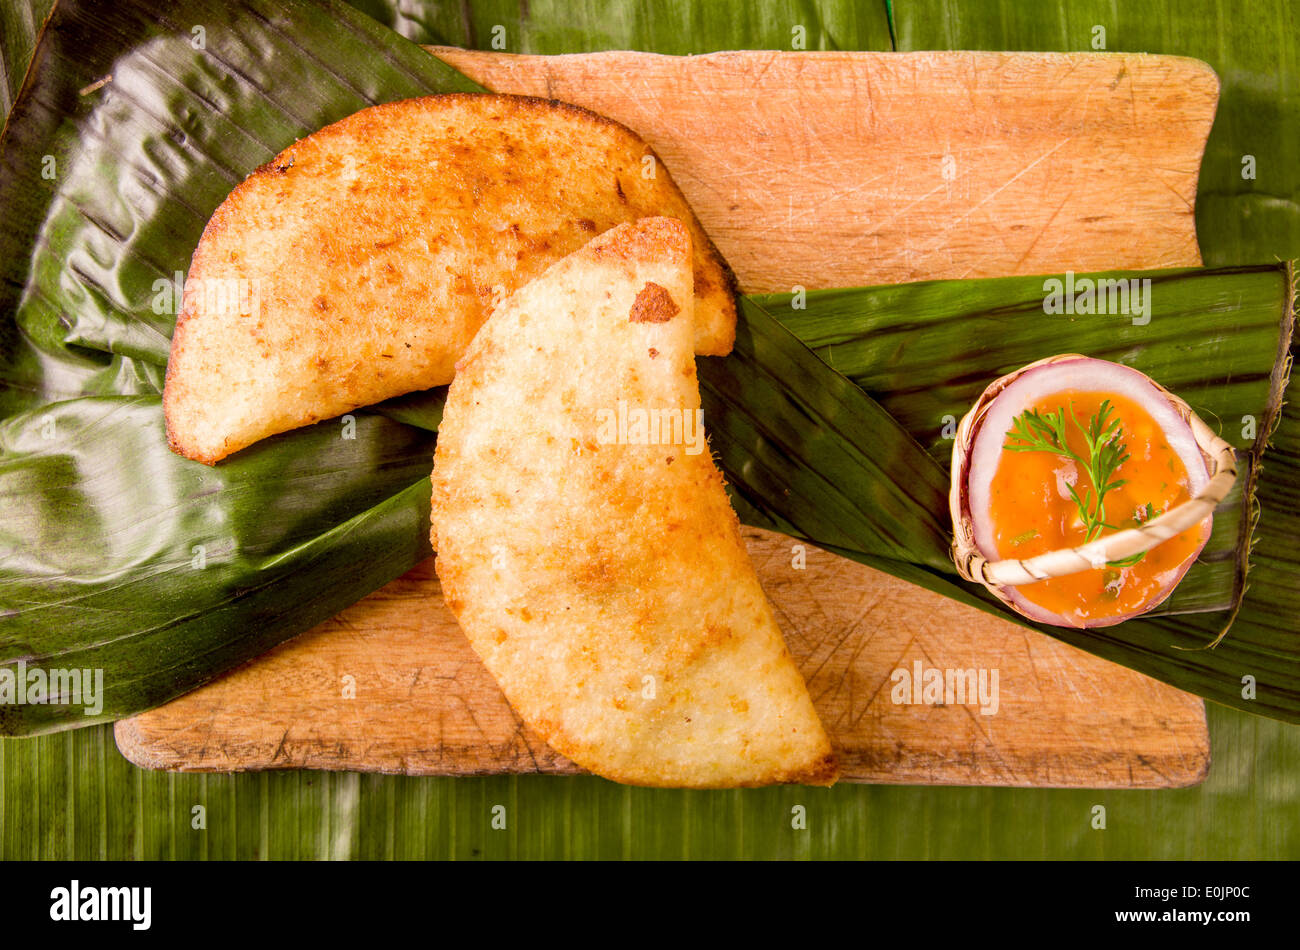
[{"x1": 1004, "y1": 399, "x2": 1147, "y2": 566}]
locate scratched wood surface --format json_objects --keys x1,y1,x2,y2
[
  {"x1": 117, "y1": 529, "x2": 1211, "y2": 788},
  {"x1": 116, "y1": 50, "x2": 1219, "y2": 787},
  {"x1": 431, "y1": 49, "x2": 1219, "y2": 292}
]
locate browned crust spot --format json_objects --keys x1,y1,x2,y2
[{"x1": 629, "y1": 281, "x2": 680, "y2": 324}]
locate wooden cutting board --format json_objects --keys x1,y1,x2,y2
[
  {"x1": 116, "y1": 50, "x2": 1220, "y2": 787},
  {"x1": 433, "y1": 48, "x2": 1217, "y2": 290},
  {"x1": 117, "y1": 528, "x2": 1211, "y2": 787}
]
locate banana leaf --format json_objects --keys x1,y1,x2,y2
[
  {"x1": 757, "y1": 264, "x2": 1298, "y2": 616},
  {"x1": 704, "y1": 274, "x2": 1300, "y2": 722},
  {"x1": 4, "y1": 0, "x2": 1299, "y2": 735},
  {"x1": 768, "y1": 266, "x2": 1290, "y2": 462},
  {"x1": 2, "y1": 0, "x2": 1300, "y2": 864},
  {"x1": 0, "y1": 0, "x2": 51, "y2": 121},
  {"x1": 0, "y1": 397, "x2": 436, "y2": 733},
  {"x1": 0, "y1": 0, "x2": 480, "y2": 731},
  {"x1": 0, "y1": 0, "x2": 481, "y2": 417},
  {"x1": 347, "y1": 0, "x2": 892, "y2": 53},
  {"x1": 0, "y1": 0, "x2": 48, "y2": 119}
]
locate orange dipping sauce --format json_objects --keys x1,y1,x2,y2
[{"x1": 988, "y1": 389, "x2": 1206, "y2": 624}]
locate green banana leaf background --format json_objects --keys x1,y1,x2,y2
[{"x1": 2, "y1": 0, "x2": 1298, "y2": 858}]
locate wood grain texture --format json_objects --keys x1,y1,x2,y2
[
  {"x1": 117, "y1": 50, "x2": 1219, "y2": 787},
  {"x1": 115, "y1": 529, "x2": 1210, "y2": 787},
  {"x1": 430, "y1": 49, "x2": 1218, "y2": 292}
]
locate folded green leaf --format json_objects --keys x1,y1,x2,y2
[
  {"x1": 0, "y1": 0, "x2": 481, "y2": 734},
  {"x1": 699, "y1": 312, "x2": 952, "y2": 571},
  {"x1": 3, "y1": 0, "x2": 1298, "y2": 741},
  {"x1": 0, "y1": 0, "x2": 482, "y2": 418},
  {"x1": 0, "y1": 396, "x2": 435, "y2": 733},
  {"x1": 758, "y1": 264, "x2": 1296, "y2": 615},
  {"x1": 709, "y1": 269, "x2": 1297, "y2": 721},
  {"x1": 766, "y1": 266, "x2": 1290, "y2": 461}
]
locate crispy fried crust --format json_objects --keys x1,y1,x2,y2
[
  {"x1": 429, "y1": 218, "x2": 836, "y2": 788},
  {"x1": 164, "y1": 93, "x2": 737, "y2": 464}
]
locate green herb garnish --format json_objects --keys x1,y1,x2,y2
[
  {"x1": 1004, "y1": 399, "x2": 1135, "y2": 543},
  {"x1": 1010, "y1": 529, "x2": 1038, "y2": 547},
  {"x1": 1104, "y1": 501, "x2": 1157, "y2": 566}
]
